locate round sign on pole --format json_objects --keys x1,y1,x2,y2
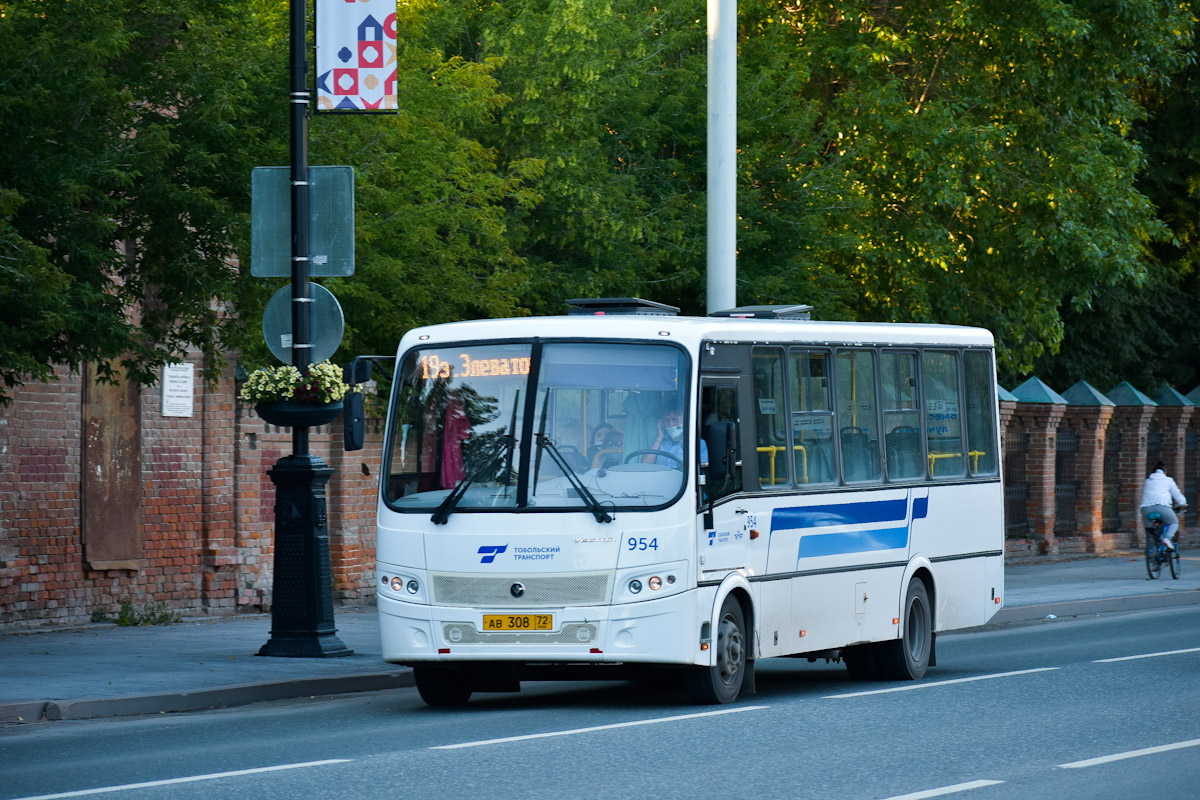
[{"x1": 262, "y1": 283, "x2": 345, "y2": 365}]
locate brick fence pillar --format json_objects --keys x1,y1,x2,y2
[
  {"x1": 1061, "y1": 381, "x2": 1115, "y2": 552},
  {"x1": 1107, "y1": 382, "x2": 1158, "y2": 544},
  {"x1": 1012, "y1": 378, "x2": 1068, "y2": 554}
]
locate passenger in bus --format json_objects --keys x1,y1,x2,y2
[
  {"x1": 589, "y1": 423, "x2": 616, "y2": 459},
  {"x1": 589, "y1": 424, "x2": 624, "y2": 469},
  {"x1": 644, "y1": 400, "x2": 707, "y2": 468}
]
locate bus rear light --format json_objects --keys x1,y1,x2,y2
[{"x1": 648, "y1": 576, "x2": 662, "y2": 591}]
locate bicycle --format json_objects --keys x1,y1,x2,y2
[{"x1": 1145, "y1": 510, "x2": 1182, "y2": 580}]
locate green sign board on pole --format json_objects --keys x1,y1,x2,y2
[{"x1": 251, "y1": 166, "x2": 355, "y2": 277}]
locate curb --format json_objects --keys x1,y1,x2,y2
[
  {"x1": 0, "y1": 670, "x2": 413, "y2": 724},
  {"x1": 986, "y1": 589, "x2": 1200, "y2": 627}
]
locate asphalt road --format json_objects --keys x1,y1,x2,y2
[{"x1": 2, "y1": 606, "x2": 1198, "y2": 800}]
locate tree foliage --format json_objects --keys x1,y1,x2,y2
[
  {"x1": 3, "y1": 0, "x2": 1196, "y2": 398},
  {"x1": 0, "y1": 0, "x2": 283, "y2": 401}
]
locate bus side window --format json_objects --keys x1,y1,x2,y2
[
  {"x1": 752, "y1": 348, "x2": 790, "y2": 488},
  {"x1": 701, "y1": 384, "x2": 742, "y2": 501},
  {"x1": 923, "y1": 350, "x2": 965, "y2": 478},
  {"x1": 790, "y1": 349, "x2": 836, "y2": 485},
  {"x1": 963, "y1": 350, "x2": 999, "y2": 475},
  {"x1": 835, "y1": 349, "x2": 881, "y2": 483},
  {"x1": 882, "y1": 351, "x2": 925, "y2": 480}
]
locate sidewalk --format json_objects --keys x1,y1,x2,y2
[{"x1": 4, "y1": 553, "x2": 1199, "y2": 724}]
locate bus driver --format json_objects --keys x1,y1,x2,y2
[{"x1": 644, "y1": 399, "x2": 707, "y2": 468}]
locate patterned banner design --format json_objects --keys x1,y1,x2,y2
[{"x1": 315, "y1": 0, "x2": 397, "y2": 112}]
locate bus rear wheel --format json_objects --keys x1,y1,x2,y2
[
  {"x1": 685, "y1": 595, "x2": 746, "y2": 704},
  {"x1": 414, "y1": 665, "x2": 473, "y2": 707},
  {"x1": 877, "y1": 577, "x2": 932, "y2": 681}
]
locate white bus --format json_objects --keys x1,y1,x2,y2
[{"x1": 363, "y1": 298, "x2": 1004, "y2": 706}]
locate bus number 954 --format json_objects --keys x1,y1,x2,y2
[{"x1": 628, "y1": 537, "x2": 658, "y2": 551}]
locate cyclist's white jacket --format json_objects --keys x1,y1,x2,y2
[{"x1": 1140, "y1": 469, "x2": 1187, "y2": 508}]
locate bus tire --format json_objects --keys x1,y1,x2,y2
[
  {"x1": 414, "y1": 665, "x2": 473, "y2": 707},
  {"x1": 842, "y1": 644, "x2": 881, "y2": 681},
  {"x1": 685, "y1": 595, "x2": 746, "y2": 704},
  {"x1": 878, "y1": 577, "x2": 932, "y2": 681}
]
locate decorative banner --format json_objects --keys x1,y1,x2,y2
[{"x1": 315, "y1": 0, "x2": 398, "y2": 113}]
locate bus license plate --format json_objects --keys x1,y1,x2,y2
[{"x1": 482, "y1": 614, "x2": 553, "y2": 631}]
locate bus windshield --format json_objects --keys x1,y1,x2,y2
[{"x1": 383, "y1": 340, "x2": 691, "y2": 515}]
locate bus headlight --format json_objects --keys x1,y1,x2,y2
[
  {"x1": 629, "y1": 579, "x2": 643, "y2": 594},
  {"x1": 406, "y1": 579, "x2": 420, "y2": 594},
  {"x1": 390, "y1": 576, "x2": 404, "y2": 592},
  {"x1": 648, "y1": 576, "x2": 663, "y2": 591}
]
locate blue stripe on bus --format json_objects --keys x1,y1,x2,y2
[
  {"x1": 913, "y1": 495, "x2": 928, "y2": 520},
  {"x1": 771, "y1": 498, "x2": 908, "y2": 532},
  {"x1": 795, "y1": 526, "x2": 910, "y2": 558}
]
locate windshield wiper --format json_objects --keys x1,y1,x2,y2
[
  {"x1": 431, "y1": 434, "x2": 515, "y2": 525},
  {"x1": 535, "y1": 433, "x2": 613, "y2": 523}
]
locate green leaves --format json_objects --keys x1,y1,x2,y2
[
  {"x1": 3, "y1": 0, "x2": 1195, "y2": 399},
  {"x1": 0, "y1": 0, "x2": 282, "y2": 401}
]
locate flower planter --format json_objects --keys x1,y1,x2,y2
[{"x1": 255, "y1": 399, "x2": 344, "y2": 428}]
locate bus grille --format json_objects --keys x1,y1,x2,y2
[
  {"x1": 429, "y1": 572, "x2": 612, "y2": 607},
  {"x1": 441, "y1": 622, "x2": 599, "y2": 645}
]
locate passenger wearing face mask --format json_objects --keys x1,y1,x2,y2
[{"x1": 644, "y1": 400, "x2": 706, "y2": 468}]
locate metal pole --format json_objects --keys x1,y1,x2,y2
[
  {"x1": 289, "y1": 0, "x2": 312, "y2": 456},
  {"x1": 259, "y1": 0, "x2": 350, "y2": 658},
  {"x1": 706, "y1": 0, "x2": 737, "y2": 314}
]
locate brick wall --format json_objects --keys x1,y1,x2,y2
[{"x1": 0, "y1": 361, "x2": 382, "y2": 629}]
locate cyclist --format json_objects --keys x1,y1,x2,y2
[{"x1": 1140, "y1": 460, "x2": 1187, "y2": 551}]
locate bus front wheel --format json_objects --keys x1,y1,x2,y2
[
  {"x1": 685, "y1": 595, "x2": 746, "y2": 704},
  {"x1": 877, "y1": 577, "x2": 932, "y2": 681},
  {"x1": 414, "y1": 665, "x2": 473, "y2": 707}
]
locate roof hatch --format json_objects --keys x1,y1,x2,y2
[
  {"x1": 565, "y1": 297, "x2": 680, "y2": 316},
  {"x1": 708, "y1": 304, "x2": 813, "y2": 320}
]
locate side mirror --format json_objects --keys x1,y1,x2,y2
[
  {"x1": 340, "y1": 355, "x2": 395, "y2": 453},
  {"x1": 345, "y1": 358, "x2": 373, "y2": 386},
  {"x1": 343, "y1": 391, "x2": 366, "y2": 451}
]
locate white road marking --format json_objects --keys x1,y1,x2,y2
[
  {"x1": 1094, "y1": 646, "x2": 1200, "y2": 663},
  {"x1": 877, "y1": 779, "x2": 1005, "y2": 800},
  {"x1": 431, "y1": 705, "x2": 769, "y2": 749},
  {"x1": 10, "y1": 760, "x2": 352, "y2": 800},
  {"x1": 824, "y1": 667, "x2": 1059, "y2": 699},
  {"x1": 1058, "y1": 738, "x2": 1200, "y2": 769}
]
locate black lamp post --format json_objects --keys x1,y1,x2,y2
[{"x1": 258, "y1": 0, "x2": 352, "y2": 658}]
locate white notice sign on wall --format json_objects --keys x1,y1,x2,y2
[{"x1": 162, "y1": 363, "x2": 195, "y2": 417}]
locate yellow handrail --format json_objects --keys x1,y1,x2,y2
[
  {"x1": 757, "y1": 444, "x2": 809, "y2": 485},
  {"x1": 927, "y1": 450, "x2": 987, "y2": 473}
]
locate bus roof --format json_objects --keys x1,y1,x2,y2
[{"x1": 398, "y1": 313, "x2": 995, "y2": 352}]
